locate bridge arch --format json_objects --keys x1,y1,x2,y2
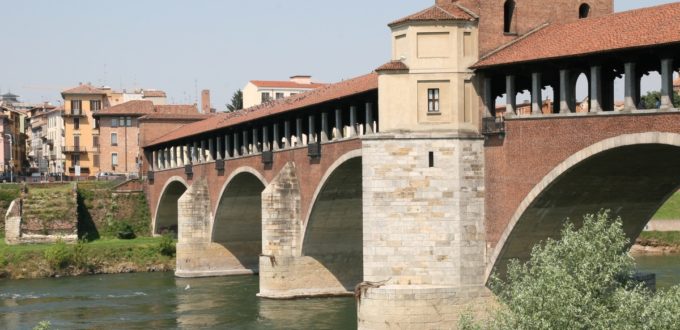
[
  {"x1": 487, "y1": 132, "x2": 680, "y2": 281},
  {"x1": 301, "y1": 150, "x2": 363, "y2": 291},
  {"x1": 210, "y1": 166, "x2": 267, "y2": 272},
  {"x1": 153, "y1": 176, "x2": 189, "y2": 236}
]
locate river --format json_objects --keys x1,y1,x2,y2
[{"x1": 0, "y1": 255, "x2": 678, "y2": 330}]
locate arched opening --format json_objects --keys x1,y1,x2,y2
[
  {"x1": 212, "y1": 171, "x2": 266, "y2": 271},
  {"x1": 302, "y1": 156, "x2": 362, "y2": 291},
  {"x1": 154, "y1": 180, "x2": 188, "y2": 236},
  {"x1": 640, "y1": 70, "x2": 661, "y2": 109},
  {"x1": 579, "y1": 3, "x2": 590, "y2": 19},
  {"x1": 489, "y1": 140, "x2": 680, "y2": 280},
  {"x1": 504, "y1": 0, "x2": 516, "y2": 33}
]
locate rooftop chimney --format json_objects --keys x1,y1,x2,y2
[{"x1": 201, "y1": 89, "x2": 212, "y2": 113}]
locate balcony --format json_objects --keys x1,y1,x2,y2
[
  {"x1": 482, "y1": 116, "x2": 505, "y2": 136},
  {"x1": 63, "y1": 146, "x2": 88, "y2": 153},
  {"x1": 68, "y1": 167, "x2": 90, "y2": 175},
  {"x1": 63, "y1": 109, "x2": 86, "y2": 117}
]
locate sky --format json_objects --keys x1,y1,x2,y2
[{"x1": 0, "y1": 0, "x2": 676, "y2": 109}]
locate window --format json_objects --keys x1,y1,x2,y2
[
  {"x1": 74, "y1": 118, "x2": 80, "y2": 130},
  {"x1": 90, "y1": 100, "x2": 101, "y2": 112},
  {"x1": 428, "y1": 88, "x2": 440, "y2": 112},
  {"x1": 504, "y1": 0, "x2": 516, "y2": 33},
  {"x1": 111, "y1": 133, "x2": 118, "y2": 146},
  {"x1": 261, "y1": 92, "x2": 271, "y2": 103},
  {"x1": 71, "y1": 100, "x2": 82, "y2": 115},
  {"x1": 120, "y1": 117, "x2": 126, "y2": 127},
  {"x1": 112, "y1": 153, "x2": 118, "y2": 167},
  {"x1": 126, "y1": 116, "x2": 132, "y2": 127},
  {"x1": 275, "y1": 92, "x2": 284, "y2": 100},
  {"x1": 579, "y1": 3, "x2": 590, "y2": 19},
  {"x1": 111, "y1": 117, "x2": 118, "y2": 127},
  {"x1": 71, "y1": 154, "x2": 80, "y2": 166},
  {"x1": 93, "y1": 154, "x2": 100, "y2": 168},
  {"x1": 94, "y1": 118, "x2": 99, "y2": 129},
  {"x1": 93, "y1": 136, "x2": 99, "y2": 147},
  {"x1": 74, "y1": 136, "x2": 80, "y2": 148}
]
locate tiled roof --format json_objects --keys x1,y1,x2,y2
[
  {"x1": 474, "y1": 3, "x2": 680, "y2": 68},
  {"x1": 389, "y1": 3, "x2": 477, "y2": 27},
  {"x1": 375, "y1": 60, "x2": 409, "y2": 72},
  {"x1": 139, "y1": 113, "x2": 213, "y2": 121},
  {"x1": 250, "y1": 80, "x2": 327, "y2": 89},
  {"x1": 143, "y1": 90, "x2": 167, "y2": 98},
  {"x1": 147, "y1": 72, "x2": 378, "y2": 147},
  {"x1": 61, "y1": 84, "x2": 107, "y2": 96},
  {"x1": 93, "y1": 100, "x2": 198, "y2": 117}
]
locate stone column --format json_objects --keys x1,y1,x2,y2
[
  {"x1": 170, "y1": 146, "x2": 177, "y2": 168},
  {"x1": 531, "y1": 72, "x2": 543, "y2": 115},
  {"x1": 164, "y1": 148, "x2": 170, "y2": 169},
  {"x1": 590, "y1": 65, "x2": 603, "y2": 112},
  {"x1": 559, "y1": 69, "x2": 572, "y2": 113},
  {"x1": 272, "y1": 124, "x2": 279, "y2": 151},
  {"x1": 252, "y1": 128, "x2": 259, "y2": 153},
  {"x1": 296, "y1": 117, "x2": 303, "y2": 146},
  {"x1": 320, "y1": 112, "x2": 329, "y2": 143},
  {"x1": 225, "y1": 134, "x2": 232, "y2": 159},
  {"x1": 334, "y1": 108, "x2": 342, "y2": 140},
  {"x1": 199, "y1": 140, "x2": 206, "y2": 163},
  {"x1": 151, "y1": 150, "x2": 157, "y2": 171},
  {"x1": 624, "y1": 62, "x2": 637, "y2": 111},
  {"x1": 483, "y1": 77, "x2": 494, "y2": 117},
  {"x1": 284, "y1": 120, "x2": 291, "y2": 148},
  {"x1": 505, "y1": 75, "x2": 516, "y2": 116},
  {"x1": 349, "y1": 105, "x2": 358, "y2": 137},
  {"x1": 308, "y1": 114, "x2": 316, "y2": 144},
  {"x1": 242, "y1": 130, "x2": 249, "y2": 155},
  {"x1": 207, "y1": 138, "x2": 215, "y2": 162},
  {"x1": 216, "y1": 136, "x2": 223, "y2": 160},
  {"x1": 263, "y1": 126, "x2": 270, "y2": 152},
  {"x1": 192, "y1": 141, "x2": 198, "y2": 163},
  {"x1": 660, "y1": 58, "x2": 674, "y2": 110},
  {"x1": 233, "y1": 132, "x2": 240, "y2": 157},
  {"x1": 177, "y1": 146, "x2": 184, "y2": 167},
  {"x1": 365, "y1": 102, "x2": 374, "y2": 134}
]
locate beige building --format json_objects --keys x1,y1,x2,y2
[
  {"x1": 28, "y1": 105, "x2": 65, "y2": 176},
  {"x1": 93, "y1": 100, "x2": 205, "y2": 176},
  {"x1": 242, "y1": 75, "x2": 326, "y2": 108}
]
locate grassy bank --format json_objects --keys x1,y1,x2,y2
[
  {"x1": 653, "y1": 191, "x2": 680, "y2": 220},
  {"x1": 0, "y1": 237, "x2": 175, "y2": 279},
  {"x1": 637, "y1": 231, "x2": 680, "y2": 246}
]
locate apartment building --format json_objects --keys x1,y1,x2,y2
[
  {"x1": 242, "y1": 75, "x2": 326, "y2": 108},
  {"x1": 93, "y1": 100, "x2": 207, "y2": 176}
]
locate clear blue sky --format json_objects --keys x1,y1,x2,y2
[{"x1": 0, "y1": 0, "x2": 675, "y2": 109}]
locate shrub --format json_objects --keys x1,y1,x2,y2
[
  {"x1": 115, "y1": 222, "x2": 136, "y2": 240},
  {"x1": 44, "y1": 239, "x2": 72, "y2": 270},
  {"x1": 461, "y1": 210, "x2": 680, "y2": 330},
  {"x1": 158, "y1": 234, "x2": 176, "y2": 257},
  {"x1": 33, "y1": 321, "x2": 51, "y2": 330}
]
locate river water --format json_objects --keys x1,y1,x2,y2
[{"x1": 0, "y1": 255, "x2": 678, "y2": 330}]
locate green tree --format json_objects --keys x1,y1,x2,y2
[
  {"x1": 226, "y1": 89, "x2": 243, "y2": 112},
  {"x1": 640, "y1": 90, "x2": 680, "y2": 109},
  {"x1": 461, "y1": 210, "x2": 680, "y2": 330}
]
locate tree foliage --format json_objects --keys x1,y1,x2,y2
[
  {"x1": 226, "y1": 89, "x2": 243, "y2": 112},
  {"x1": 640, "y1": 91, "x2": 680, "y2": 109},
  {"x1": 461, "y1": 210, "x2": 680, "y2": 330}
]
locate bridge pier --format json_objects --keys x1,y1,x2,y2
[{"x1": 357, "y1": 134, "x2": 493, "y2": 329}]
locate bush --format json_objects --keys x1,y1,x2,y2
[
  {"x1": 158, "y1": 234, "x2": 176, "y2": 257},
  {"x1": 461, "y1": 210, "x2": 680, "y2": 330},
  {"x1": 44, "y1": 240, "x2": 72, "y2": 270},
  {"x1": 115, "y1": 222, "x2": 136, "y2": 240}
]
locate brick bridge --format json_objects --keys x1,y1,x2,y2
[{"x1": 142, "y1": 1, "x2": 680, "y2": 329}]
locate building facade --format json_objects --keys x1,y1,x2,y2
[
  {"x1": 242, "y1": 75, "x2": 326, "y2": 108},
  {"x1": 93, "y1": 100, "x2": 207, "y2": 176}
]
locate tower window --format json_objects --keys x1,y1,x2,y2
[
  {"x1": 504, "y1": 0, "x2": 516, "y2": 33},
  {"x1": 579, "y1": 3, "x2": 590, "y2": 19},
  {"x1": 428, "y1": 88, "x2": 440, "y2": 112}
]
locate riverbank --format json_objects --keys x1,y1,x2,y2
[
  {"x1": 0, "y1": 237, "x2": 175, "y2": 280},
  {"x1": 632, "y1": 231, "x2": 680, "y2": 255}
]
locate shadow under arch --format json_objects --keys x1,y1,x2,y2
[
  {"x1": 211, "y1": 167, "x2": 267, "y2": 272},
  {"x1": 154, "y1": 177, "x2": 189, "y2": 236},
  {"x1": 487, "y1": 132, "x2": 680, "y2": 282},
  {"x1": 301, "y1": 153, "x2": 363, "y2": 291}
]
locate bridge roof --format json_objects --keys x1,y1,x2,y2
[
  {"x1": 146, "y1": 72, "x2": 378, "y2": 147},
  {"x1": 473, "y1": 2, "x2": 680, "y2": 69}
]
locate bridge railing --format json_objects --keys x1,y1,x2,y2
[{"x1": 481, "y1": 116, "x2": 505, "y2": 136}]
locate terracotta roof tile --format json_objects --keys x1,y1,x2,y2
[
  {"x1": 389, "y1": 3, "x2": 477, "y2": 27},
  {"x1": 142, "y1": 90, "x2": 167, "y2": 98},
  {"x1": 61, "y1": 84, "x2": 107, "y2": 96},
  {"x1": 474, "y1": 3, "x2": 680, "y2": 68},
  {"x1": 147, "y1": 72, "x2": 378, "y2": 147},
  {"x1": 250, "y1": 80, "x2": 327, "y2": 89},
  {"x1": 139, "y1": 113, "x2": 213, "y2": 121},
  {"x1": 375, "y1": 60, "x2": 409, "y2": 72},
  {"x1": 94, "y1": 100, "x2": 198, "y2": 117}
]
